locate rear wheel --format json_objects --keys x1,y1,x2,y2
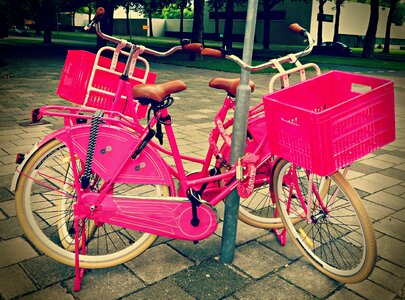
[
  {"x1": 272, "y1": 159, "x2": 376, "y2": 283},
  {"x1": 238, "y1": 157, "x2": 284, "y2": 229},
  {"x1": 15, "y1": 139, "x2": 166, "y2": 269}
]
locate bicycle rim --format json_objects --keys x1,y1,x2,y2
[
  {"x1": 238, "y1": 158, "x2": 284, "y2": 229},
  {"x1": 273, "y1": 159, "x2": 376, "y2": 283},
  {"x1": 15, "y1": 139, "x2": 160, "y2": 269}
]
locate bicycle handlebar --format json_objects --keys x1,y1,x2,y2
[{"x1": 85, "y1": 7, "x2": 315, "y2": 72}]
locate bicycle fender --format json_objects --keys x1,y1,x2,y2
[
  {"x1": 11, "y1": 125, "x2": 173, "y2": 190},
  {"x1": 10, "y1": 128, "x2": 66, "y2": 191}
]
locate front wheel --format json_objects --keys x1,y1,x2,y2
[
  {"x1": 272, "y1": 159, "x2": 376, "y2": 283},
  {"x1": 15, "y1": 139, "x2": 164, "y2": 269}
]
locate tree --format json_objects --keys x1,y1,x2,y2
[
  {"x1": 382, "y1": 0, "x2": 399, "y2": 53},
  {"x1": 77, "y1": 3, "x2": 95, "y2": 24},
  {"x1": 261, "y1": 0, "x2": 283, "y2": 50},
  {"x1": 96, "y1": 0, "x2": 115, "y2": 49},
  {"x1": 317, "y1": 0, "x2": 331, "y2": 45},
  {"x1": 222, "y1": 0, "x2": 234, "y2": 49},
  {"x1": 207, "y1": 0, "x2": 227, "y2": 41},
  {"x1": 332, "y1": 0, "x2": 345, "y2": 42},
  {"x1": 393, "y1": 1, "x2": 405, "y2": 24},
  {"x1": 362, "y1": 0, "x2": 379, "y2": 57},
  {"x1": 133, "y1": 0, "x2": 167, "y2": 37},
  {"x1": 190, "y1": 0, "x2": 204, "y2": 60},
  {"x1": 42, "y1": 0, "x2": 54, "y2": 44},
  {"x1": 170, "y1": 0, "x2": 192, "y2": 40},
  {"x1": 124, "y1": 1, "x2": 136, "y2": 36}
]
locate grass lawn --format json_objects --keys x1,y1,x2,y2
[{"x1": 3, "y1": 30, "x2": 405, "y2": 73}]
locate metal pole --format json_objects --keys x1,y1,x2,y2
[{"x1": 220, "y1": 0, "x2": 258, "y2": 264}]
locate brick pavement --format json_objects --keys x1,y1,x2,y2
[{"x1": 0, "y1": 41, "x2": 404, "y2": 299}]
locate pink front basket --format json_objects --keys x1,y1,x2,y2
[
  {"x1": 57, "y1": 50, "x2": 157, "y2": 118},
  {"x1": 263, "y1": 71, "x2": 395, "y2": 176}
]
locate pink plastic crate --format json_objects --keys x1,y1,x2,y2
[
  {"x1": 263, "y1": 71, "x2": 395, "y2": 176},
  {"x1": 57, "y1": 50, "x2": 157, "y2": 118}
]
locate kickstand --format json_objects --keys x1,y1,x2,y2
[
  {"x1": 73, "y1": 213, "x2": 87, "y2": 292},
  {"x1": 273, "y1": 228, "x2": 287, "y2": 246}
]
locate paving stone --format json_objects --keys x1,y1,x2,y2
[
  {"x1": 368, "y1": 266, "x2": 405, "y2": 295},
  {"x1": 125, "y1": 244, "x2": 193, "y2": 284},
  {"x1": 169, "y1": 234, "x2": 222, "y2": 263},
  {"x1": 20, "y1": 284, "x2": 74, "y2": 300},
  {"x1": 215, "y1": 220, "x2": 268, "y2": 246},
  {"x1": 234, "y1": 275, "x2": 313, "y2": 299},
  {"x1": 233, "y1": 241, "x2": 289, "y2": 279},
  {"x1": 384, "y1": 185, "x2": 405, "y2": 196},
  {"x1": 374, "y1": 217, "x2": 405, "y2": 241},
  {"x1": 362, "y1": 200, "x2": 395, "y2": 221},
  {"x1": 347, "y1": 279, "x2": 396, "y2": 300},
  {"x1": 326, "y1": 288, "x2": 364, "y2": 300},
  {"x1": 0, "y1": 237, "x2": 37, "y2": 268},
  {"x1": 0, "y1": 187, "x2": 14, "y2": 202},
  {"x1": 363, "y1": 173, "x2": 402, "y2": 187},
  {"x1": 374, "y1": 154, "x2": 405, "y2": 164},
  {"x1": 345, "y1": 169, "x2": 365, "y2": 180},
  {"x1": 257, "y1": 233, "x2": 303, "y2": 261},
  {"x1": 376, "y1": 259, "x2": 405, "y2": 278},
  {"x1": 365, "y1": 191, "x2": 405, "y2": 210},
  {"x1": 21, "y1": 255, "x2": 75, "y2": 288},
  {"x1": 0, "y1": 216, "x2": 24, "y2": 239},
  {"x1": 0, "y1": 174, "x2": 13, "y2": 189},
  {"x1": 360, "y1": 157, "x2": 394, "y2": 169},
  {"x1": 0, "y1": 199, "x2": 16, "y2": 217},
  {"x1": 349, "y1": 162, "x2": 381, "y2": 175},
  {"x1": 378, "y1": 168, "x2": 405, "y2": 182},
  {"x1": 172, "y1": 259, "x2": 249, "y2": 300},
  {"x1": 0, "y1": 163, "x2": 17, "y2": 176},
  {"x1": 0, "y1": 264, "x2": 36, "y2": 299},
  {"x1": 123, "y1": 278, "x2": 194, "y2": 300},
  {"x1": 64, "y1": 265, "x2": 144, "y2": 299},
  {"x1": 277, "y1": 259, "x2": 342, "y2": 298},
  {"x1": 350, "y1": 177, "x2": 391, "y2": 194},
  {"x1": 391, "y1": 209, "x2": 405, "y2": 222},
  {"x1": 376, "y1": 235, "x2": 405, "y2": 266}
]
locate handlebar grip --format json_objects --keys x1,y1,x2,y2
[
  {"x1": 95, "y1": 7, "x2": 105, "y2": 21},
  {"x1": 201, "y1": 48, "x2": 223, "y2": 58},
  {"x1": 182, "y1": 43, "x2": 203, "y2": 53},
  {"x1": 289, "y1": 23, "x2": 307, "y2": 36}
]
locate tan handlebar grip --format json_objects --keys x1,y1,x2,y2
[
  {"x1": 182, "y1": 43, "x2": 203, "y2": 53},
  {"x1": 95, "y1": 7, "x2": 105, "y2": 21},
  {"x1": 201, "y1": 48, "x2": 223, "y2": 58},
  {"x1": 289, "y1": 23, "x2": 307, "y2": 36}
]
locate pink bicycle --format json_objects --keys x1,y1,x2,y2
[{"x1": 12, "y1": 8, "x2": 395, "y2": 291}]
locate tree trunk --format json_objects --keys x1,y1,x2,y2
[
  {"x1": 215, "y1": 6, "x2": 220, "y2": 41},
  {"x1": 88, "y1": 5, "x2": 92, "y2": 23},
  {"x1": 180, "y1": 5, "x2": 184, "y2": 40},
  {"x1": 148, "y1": 12, "x2": 153, "y2": 37},
  {"x1": 126, "y1": 4, "x2": 131, "y2": 36},
  {"x1": 333, "y1": 0, "x2": 342, "y2": 43},
  {"x1": 96, "y1": 0, "x2": 114, "y2": 49},
  {"x1": 362, "y1": 0, "x2": 379, "y2": 57},
  {"x1": 192, "y1": 0, "x2": 204, "y2": 43},
  {"x1": 42, "y1": 0, "x2": 53, "y2": 44},
  {"x1": 262, "y1": 0, "x2": 271, "y2": 50},
  {"x1": 317, "y1": 0, "x2": 327, "y2": 45},
  {"x1": 190, "y1": 0, "x2": 204, "y2": 60},
  {"x1": 382, "y1": 0, "x2": 397, "y2": 53},
  {"x1": 222, "y1": 0, "x2": 234, "y2": 49}
]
